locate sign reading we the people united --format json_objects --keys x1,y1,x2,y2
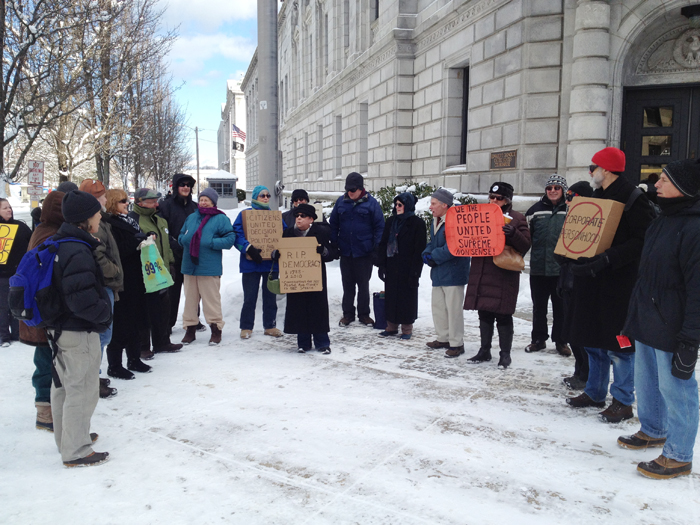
[
  {"x1": 278, "y1": 237, "x2": 323, "y2": 293},
  {"x1": 445, "y1": 203, "x2": 506, "y2": 257},
  {"x1": 554, "y1": 196, "x2": 624, "y2": 260},
  {"x1": 0, "y1": 224, "x2": 20, "y2": 265},
  {"x1": 241, "y1": 209, "x2": 283, "y2": 260}
]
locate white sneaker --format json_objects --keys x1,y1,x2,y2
[{"x1": 1, "y1": 341, "x2": 10, "y2": 347}]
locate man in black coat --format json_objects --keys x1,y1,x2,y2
[
  {"x1": 565, "y1": 147, "x2": 655, "y2": 423},
  {"x1": 619, "y1": 159, "x2": 700, "y2": 480},
  {"x1": 158, "y1": 173, "x2": 199, "y2": 331}
]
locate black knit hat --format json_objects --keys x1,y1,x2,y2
[
  {"x1": 489, "y1": 181, "x2": 514, "y2": 200},
  {"x1": 663, "y1": 159, "x2": 700, "y2": 197},
  {"x1": 62, "y1": 190, "x2": 102, "y2": 224},
  {"x1": 567, "y1": 181, "x2": 594, "y2": 200},
  {"x1": 291, "y1": 189, "x2": 309, "y2": 202},
  {"x1": 292, "y1": 203, "x2": 317, "y2": 220},
  {"x1": 345, "y1": 172, "x2": 364, "y2": 191}
]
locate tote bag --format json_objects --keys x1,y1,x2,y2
[
  {"x1": 140, "y1": 238, "x2": 174, "y2": 293},
  {"x1": 493, "y1": 245, "x2": 525, "y2": 272}
]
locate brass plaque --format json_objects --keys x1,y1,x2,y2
[{"x1": 490, "y1": 150, "x2": 517, "y2": 170}]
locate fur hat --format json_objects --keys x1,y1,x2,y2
[
  {"x1": 431, "y1": 188, "x2": 454, "y2": 206},
  {"x1": 592, "y1": 147, "x2": 626, "y2": 173},
  {"x1": 292, "y1": 203, "x2": 317, "y2": 220},
  {"x1": 199, "y1": 187, "x2": 219, "y2": 206},
  {"x1": 545, "y1": 174, "x2": 568, "y2": 193},
  {"x1": 345, "y1": 172, "x2": 364, "y2": 191},
  {"x1": 489, "y1": 182, "x2": 514, "y2": 201},
  {"x1": 291, "y1": 189, "x2": 309, "y2": 202},
  {"x1": 62, "y1": 190, "x2": 102, "y2": 224},
  {"x1": 663, "y1": 159, "x2": 700, "y2": 197},
  {"x1": 78, "y1": 179, "x2": 106, "y2": 198}
]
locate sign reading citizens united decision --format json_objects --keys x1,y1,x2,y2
[
  {"x1": 445, "y1": 203, "x2": 506, "y2": 257},
  {"x1": 241, "y1": 209, "x2": 283, "y2": 260},
  {"x1": 278, "y1": 237, "x2": 323, "y2": 293}
]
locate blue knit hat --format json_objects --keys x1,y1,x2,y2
[{"x1": 252, "y1": 185, "x2": 269, "y2": 200}]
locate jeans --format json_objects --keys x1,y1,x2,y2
[
  {"x1": 340, "y1": 255, "x2": 373, "y2": 318},
  {"x1": 297, "y1": 332, "x2": 330, "y2": 350},
  {"x1": 32, "y1": 345, "x2": 53, "y2": 403},
  {"x1": 529, "y1": 275, "x2": 564, "y2": 344},
  {"x1": 99, "y1": 288, "x2": 115, "y2": 351},
  {"x1": 0, "y1": 276, "x2": 19, "y2": 342},
  {"x1": 240, "y1": 272, "x2": 278, "y2": 330},
  {"x1": 635, "y1": 342, "x2": 699, "y2": 463},
  {"x1": 584, "y1": 347, "x2": 635, "y2": 406}
]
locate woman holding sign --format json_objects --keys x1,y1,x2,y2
[
  {"x1": 463, "y1": 182, "x2": 531, "y2": 369},
  {"x1": 376, "y1": 192, "x2": 426, "y2": 339}
]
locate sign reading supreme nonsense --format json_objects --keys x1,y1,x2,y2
[
  {"x1": 278, "y1": 237, "x2": 323, "y2": 293},
  {"x1": 241, "y1": 209, "x2": 283, "y2": 260},
  {"x1": 554, "y1": 196, "x2": 624, "y2": 260},
  {"x1": 445, "y1": 203, "x2": 506, "y2": 257}
]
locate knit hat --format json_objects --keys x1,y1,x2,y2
[
  {"x1": 545, "y1": 174, "x2": 568, "y2": 193},
  {"x1": 199, "y1": 187, "x2": 219, "y2": 206},
  {"x1": 62, "y1": 190, "x2": 102, "y2": 224},
  {"x1": 78, "y1": 178, "x2": 106, "y2": 198},
  {"x1": 135, "y1": 188, "x2": 159, "y2": 202},
  {"x1": 663, "y1": 159, "x2": 700, "y2": 197},
  {"x1": 56, "y1": 181, "x2": 79, "y2": 193},
  {"x1": 592, "y1": 147, "x2": 626, "y2": 173},
  {"x1": 252, "y1": 185, "x2": 269, "y2": 200},
  {"x1": 489, "y1": 182, "x2": 514, "y2": 201},
  {"x1": 291, "y1": 189, "x2": 309, "y2": 202},
  {"x1": 292, "y1": 203, "x2": 317, "y2": 220},
  {"x1": 567, "y1": 181, "x2": 594, "y2": 200},
  {"x1": 345, "y1": 172, "x2": 364, "y2": 191},
  {"x1": 431, "y1": 188, "x2": 454, "y2": 206}
]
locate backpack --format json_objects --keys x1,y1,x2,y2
[
  {"x1": 9, "y1": 237, "x2": 90, "y2": 328},
  {"x1": 626, "y1": 187, "x2": 661, "y2": 218}
]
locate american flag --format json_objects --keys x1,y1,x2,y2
[{"x1": 232, "y1": 123, "x2": 246, "y2": 141}]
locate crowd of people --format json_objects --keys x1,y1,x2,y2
[{"x1": 2, "y1": 147, "x2": 697, "y2": 478}]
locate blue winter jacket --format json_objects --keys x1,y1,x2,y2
[
  {"x1": 422, "y1": 217, "x2": 471, "y2": 287},
  {"x1": 179, "y1": 211, "x2": 236, "y2": 276},
  {"x1": 232, "y1": 208, "x2": 285, "y2": 273},
  {"x1": 329, "y1": 192, "x2": 385, "y2": 258}
]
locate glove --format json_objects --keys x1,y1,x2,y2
[
  {"x1": 247, "y1": 244, "x2": 263, "y2": 264},
  {"x1": 672, "y1": 341, "x2": 699, "y2": 380},
  {"x1": 502, "y1": 224, "x2": 515, "y2": 237},
  {"x1": 378, "y1": 267, "x2": 386, "y2": 282},
  {"x1": 422, "y1": 253, "x2": 434, "y2": 266},
  {"x1": 271, "y1": 249, "x2": 280, "y2": 261},
  {"x1": 134, "y1": 232, "x2": 148, "y2": 242},
  {"x1": 553, "y1": 253, "x2": 568, "y2": 266},
  {"x1": 570, "y1": 253, "x2": 610, "y2": 277},
  {"x1": 316, "y1": 245, "x2": 324, "y2": 254},
  {"x1": 148, "y1": 231, "x2": 157, "y2": 239}
]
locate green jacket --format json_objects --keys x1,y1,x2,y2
[
  {"x1": 129, "y1": 205, "x2": 174, "y2": 269},
  {"x1": 525, "y1": 196, "x2": 567, "y2": 277}
]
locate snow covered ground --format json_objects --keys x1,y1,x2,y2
[{"x1": 1, "y1": 206, "x2": 699, "y2": 524}]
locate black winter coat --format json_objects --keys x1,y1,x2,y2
[
  {"x1": 283, "y1": 223, "x2": 335, "y2": 335},
  {"x1": 623, "y1": 199, "x2": 700, "y2": 352},
  {"x1": 565, "y1": 176, "x2": 655, "y2": 351},
  {"x1": 377, "y1": 214, "x2": 426, "y2": 324},
  {"x1": 106, "y1": 214, "x2": 146, "y2": 297},
  {"x1": 0, "y1": 218, "x2": 32, "y2": 278},
  {"x1": 52, "y1": 223, "x2": 112, "y2": 333},
  {"x1": 158, "y1": 173, "x2": 197, "y2": 260}
]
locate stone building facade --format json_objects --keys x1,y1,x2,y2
[
  {"x1": 217, "y1": 79, "x2": 248, "y2": 190},
  {"x1": 240, "y1": 0, "x2": 700, "y2": 195}
]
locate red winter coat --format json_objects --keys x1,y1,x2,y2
[{"x1": 463, "y1": 205, "x2": 530, "y2": 316}]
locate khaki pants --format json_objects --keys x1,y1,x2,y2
[
  {"x1": 50, "y1": 330, "x2": 101, "y2": 462},
  {"x1": 431, "y1": 285, "x2": 465, "y2": 347},
  {"x1": 183, "y1": 275, "x2": 224, "y2": 329}
]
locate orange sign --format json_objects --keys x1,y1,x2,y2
[{"x1": 445, "y1": 203, "x2": 506, "y2": 257}]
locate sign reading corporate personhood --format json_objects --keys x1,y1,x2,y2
[
  {"x1": 554, "y1": 196, "x2": 624, "y2": 260},
  {"x1": 278, "y1": 237, "x2": 323, "y2": 293},
  {"x1": 241, "y1": 209, "x2": 283, "y2": 260},
  {"x1": 445, "y1": 203, "x2": 506, "y2": 257}
]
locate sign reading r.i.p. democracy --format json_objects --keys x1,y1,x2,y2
[{"x1": 445, "y1": 203, "x2": 506, "y2": 257}]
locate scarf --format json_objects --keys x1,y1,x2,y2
[
  {"x1": 189, "y1": 206, "x2": 226, "y2": 265},
  {"x1": 292, "y1": 224, "x2": 310, "y2": 237},
  {"x1": 387, "y1": 192, "x2": 416, "y2": 257},
  {"x1": 657, "y1": 195, "x2": 700, "y2": 216},
  {"x1": 117, "y1": 213, "x2": 140, "y2": 231},
  {"x1": 251, "y1": 199, "x2": 270, "y2": 210}
]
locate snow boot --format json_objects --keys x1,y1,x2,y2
[
  {"x1": 209, "y1": 324, "x2": 222, "y2": 346},
  {"x1": 497, "y1": 323, "x2": 513, "y2": 369},
  {"x1": 127, "y1": 359, "x2": 152, "y2": 373},
  {"x1": 36, "y1": 403, "x2": 53, "y2": 432},
  {"x1": 181, "y1": 325, "x2": 197, "y2": 345},
  {"x1": 468, "y1": 320, "x2": 494, "y2": 363}
]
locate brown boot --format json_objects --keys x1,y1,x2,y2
[
  {"x1": 181, "y1": 325, "x2": 197, "y2": 345},
  {"x1": 36, "y1": 403, "x2": 53, "y2": 432},
  {"x1": 209, "y1": 324, "x2": 222, "y2": 346}
]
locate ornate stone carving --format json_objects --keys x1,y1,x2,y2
[{"x1": 637, "y1": 26, "x2": 700, "y2": 74}]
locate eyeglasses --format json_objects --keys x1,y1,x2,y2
[
  {"x1": 258, "y1": 193, "x2": 271, "y2": 198},
  {"x1": 589, "y1": 164, "x2": 599, "y2": 173},
  {"x1": 488, "y1": 194, "x2": 505, "y2": 201},
  {"x1": 545, "y1": 185, "x2": 562, "y2": 192},
  {"x1": 346, "y1": 187, "x2": 359, "y2": 193},
  {"x1": 296, "y1": 213, "x2": 310, "y2": 219},
  {"x1": 119, "y1": 198, "x2": 128, "y2": 204}
]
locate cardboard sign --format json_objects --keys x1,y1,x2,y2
[
  {"x1": 445, "y1": 203, "x2": 506, "y2": 257},
  {"x1": 278, "y1": 237, "x2": 323, "y2": 293},
  {"x1": 241, "y1": 209, "x2": 283, "y2": 260},
  {"x1": 554, "y1": 196, "x2": 624, "y2": 260},
  {"x1": 0, "y1": 223, "x2": 20, "y2": 265}
]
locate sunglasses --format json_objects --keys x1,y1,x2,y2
[
  {"x1": 589, "y1": 164, "x2": 599, "y2": 173},
  {"x1": 395, "y1": 202, "x2": 404, "y2": 207},
  {"x1": 258, "y1": 193, "x2": 271, "y2": 198},
  {"x1": 292, "y1": 198, "x2": 306, "y2": 203},
  {"x1": 545, "y1": 185, "x2": 562, "y2": 192},
  {"x1": 488, "y1": 194, "x2": 505, "y2": 201},
  {"x1": 346, "y1": 187, "x2": 359, "y2": 193},
  {"x1": 296, "y1": 213, "x2": 310, "y2": 219},
  {"x1": 178, "y1": 182, "x2": 193, "y2": 188},
  {"x1": 119, "y1": 198, "x2": 128, "y2": 204}
]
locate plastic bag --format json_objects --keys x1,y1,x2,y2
[{"x1": 139, "y1": 237, "x2": 174, "y2": 293}]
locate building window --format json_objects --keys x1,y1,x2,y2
[
  {"x1": 335, "y1": 115, "x2": 342, "y2": 177},
  {"x1": 372, "y1": 0, "x2": 379, "y2": 22},
  {"x1": 445, "y1": 67, "x2": 470, "y2": 167},
  {"x1": 318, "y1": 124, "x2": 324, "y2": 178},
  {"x1": 460, "y1": 67, "x2": 469, "y2": 164},
  {"x1": 304, "y1": 131, "x2": 309, "y2": 180},
  {"x1": 209, "y1": 181, "x2": 235, "y2": 197},
  {"x1": 359, "y1": 102, "x2": 368, "y2": 174}
]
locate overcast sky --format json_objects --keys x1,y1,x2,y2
[{"x1": 161, "y1": 0, "x2": 258, "y2": 168}]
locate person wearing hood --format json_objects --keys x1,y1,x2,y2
[
  {"x1": 232, "y1": 185, "x2": 285, "y2": 339},
  {"x1": 158, "y1": 173, "x2": 203, "y2": 332},
  {"x1": 178, "y1": 188, "x2": 236, "y2": 346},
  {"x1": 375, "y1": 192, "x2": 426, "y2": 339},
  {"x1": 463, "y1": 182, "x2": 531, "y2": 369},
  {"x1": 524, "y1": 175, "x2": 571, "y2": 357},
  {"x1": 619, "y1": 159, "x2": 700, "y2": 480},
  {"x1": 0, "y1": 198, "x2": 32, "y2": 346}
]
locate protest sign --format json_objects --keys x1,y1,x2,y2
[
  {"x1": 241, "y1": 210, "x2": 283, "y2": 260},
  {"x1": 554, "y1": 196, "x2": 624, "y2": 260},
  {"x1": 278, "y1": 237, "x2": 323, "y2": 293},
  {"x1": 0, "y1": 223, "x2": 20, "y2": 265},
  {"x1": 445, "y1": 203, "x2": 506, "y2": 257}
]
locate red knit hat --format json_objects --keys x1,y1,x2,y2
[{"x1": 592, "y1": 147, "x2": 626, "y2": 173}]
